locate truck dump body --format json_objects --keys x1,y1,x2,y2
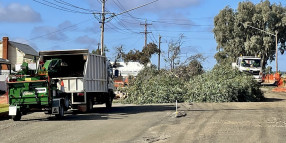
[
  {"x1": 84, "y1": 54, "x2": 107, "y2": 92},
  {"x1": 39, "y1": 49, "x2": 108, "y2": 93},
  {"x1": 39, "y1": 49, "x2": 109, "y2": 105}
]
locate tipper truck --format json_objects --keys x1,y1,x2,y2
[{"x1": 8, "y1": 49, "x2": 115, "y2": 121}]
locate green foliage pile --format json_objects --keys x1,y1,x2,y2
[
  {"x1": 123, "y1": 67, "x2": 186, "y2": 104},
  {"x1": 185, "y1": 65, "x2": 264, "y2": 102},
  {"x1": 123, "y1": 65, "x2": 264, "y2": 104}
]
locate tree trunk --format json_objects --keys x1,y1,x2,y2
[{"x1": 261, "y1": 55, "x2": 267, "y2": 71}]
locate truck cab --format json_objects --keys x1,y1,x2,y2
[{"x1": 232, "y1": 56, "x2": 263, "y2": 83}]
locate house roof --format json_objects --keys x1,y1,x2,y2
[{"x1": 9, "y1": 41, "x2": 38, "y2": 56}]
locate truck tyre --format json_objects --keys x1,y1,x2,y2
[
  {"x1": 64, "y1": 96, "x2": 69, "y2": 111},
  {"x1": 55, "y1": 103, "x2": 64, "y2": 119},
  {"x1": 12, "y1": 110, "x2": 22, "y2": 121},
  {"x1": 105, "y1": 95, "x2": 113, "y2": 109}
]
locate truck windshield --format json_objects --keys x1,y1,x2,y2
[{"x1": 241, "y1": 59, "x2": 261, "y2": 68}]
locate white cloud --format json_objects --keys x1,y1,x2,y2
[
  {"x1": 75, "y1": 35, "x2": 98, "y2": 51},
  {"x1": 31, "y1": 20, "x2": 76, "y2": 41},
  {"x1": 83, "y1": 22, "x2": 101, "y2": 34},
  {"x1": 32, "y1": 26, "x2": 67, "y2": 41},
  {"x1": 0, "y1": 2, "x2": 41, "y2": 23},
  {"x1": 75, "y1": 35, "x2": 97, "y2": 45}
]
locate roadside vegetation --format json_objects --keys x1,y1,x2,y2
[
  {"x1": 114, "y1": 0, "x2": 286, "y2": 104},
  {"x1": 121, "y1": 64, "x2": 264, "y2": 104},
  {"x1": 114, "y1": 32, "x2": 265, "y2": 104}
]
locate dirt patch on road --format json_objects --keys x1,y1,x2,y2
[{"x1": 135, "y1": 88, "x2": 286, "y2": 143}]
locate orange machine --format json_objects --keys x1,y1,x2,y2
[
  {"x1": 263, "y1": 73, "x2": 286, "y2": 92},
  {"x1": 262, "y1": 73, "x2": 281, "y2": 85},
  {"x1": 114, "y1": 76, "x2": 129, "y2": 88}
]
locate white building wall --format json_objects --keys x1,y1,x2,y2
[
  {"x1": 111, "y1": 62, "x2": 145, "y2": 77},
  {"x1": 0, "y1": 43, "x2": 2, "y2": 58},
  {"x1": 8, "y1": 46, "x2": 24, "y2": 70}
]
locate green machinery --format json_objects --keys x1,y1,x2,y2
[{"x1": 8, "y1": 59, "x2": 66, "y2": 121}]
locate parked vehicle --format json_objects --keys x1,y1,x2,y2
[
  {"x1": 8, "y1": 49, "x2": 115, "y2": 121},
  {"x1": 232, "y1": 56, "x2": 263, "y2": 83}
]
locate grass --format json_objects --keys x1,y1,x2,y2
[{"x1": 0, "y1": 104, "x2": 9, "y2": 113}]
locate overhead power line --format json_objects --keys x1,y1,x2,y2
[
  {"x1": 33, "y1": 0, "x2": 95, "y2": 14},
  {"x1": 107, "y1": 0, "x2": 159, "y2": 20},
  {"x1": 113, "y1": 0, "x2": 142, "y2": 23},
  {"x1": 105, "y1": 27, "x2": 212, "y2": 33},
  {"x1": 29, "y1": 18, "x2": 93, "y2": 41},
  {"x1": 54, "y1": 0, "x2": 96, "y2": 12},
  {"x1": 94, "y1": 0, "x2": 158, "y2": 55}
]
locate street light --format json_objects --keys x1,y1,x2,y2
[{"x1": 243, "y1": 23, "x2": 278, "y2": 73}]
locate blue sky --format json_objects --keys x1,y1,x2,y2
[{"x1": 0, "y1": 0, "x2": 285, "y2": 71}]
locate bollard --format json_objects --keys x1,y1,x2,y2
[{"x1": 176, "y1": 100, "x2": 178, "y2": 117}]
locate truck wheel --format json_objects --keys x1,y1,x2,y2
[
  {"x1": 105, "y1": 96, "x2": 113, "y2": 109},
  {"x1": 64, "y1": 96, "x2": 69, "y2": 111},
  {"x1": 12, "y1": 110, "x2": 22, "y2": 121},
  {"x1": 55, "y1": 104, "x2": 64, "y2": 119}
]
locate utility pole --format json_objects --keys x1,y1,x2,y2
[
  {"x1": 275, "y1": 31, "x2": 278, "y2": 73},
  {"x1": 243, "y1": 23, "x2": 279, "y2": 73},
  {"x1": 100, "y1": 0, "x2": 106, "y2": 56},
  {"x1": 140, "y1": 20, "x2": 152, "y2": 48},
  {"x1": 94, "y1": 0, "x2": 158, "y2": 56},
  {"x1": 158, "y1": 35, "x2": 161, "y2": 70}
]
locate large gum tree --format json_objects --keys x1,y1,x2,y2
[{"x1": 213, "y1": 0, "x2": 286, "y2": 69}]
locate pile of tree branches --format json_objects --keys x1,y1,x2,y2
[
  {"x1": 123, "y1": 66, "x2": 186, "y2": 104},
  {"x1": 123, "y1": 64, "x2": 264, "y2": 104},
  {"x1": 185, "y1": 65, "x2": 264, "y2": 102}
]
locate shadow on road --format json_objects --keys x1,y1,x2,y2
[
  {"x1": 15, "y1": 104, "x2": 175, "y2": 122},
  {"x1": 183, "y1": 108, "x2": 262, "y2": 112},
  {"x1": 61, "y1": 105, "x2": 175, "y2": 121},
  {"x1": 262, "y1": 97, "x2": 284, "y2": 102}
]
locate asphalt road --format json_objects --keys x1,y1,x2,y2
[{"x1": 1, "y1": 88, "x2": 286, "y2": 143}]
